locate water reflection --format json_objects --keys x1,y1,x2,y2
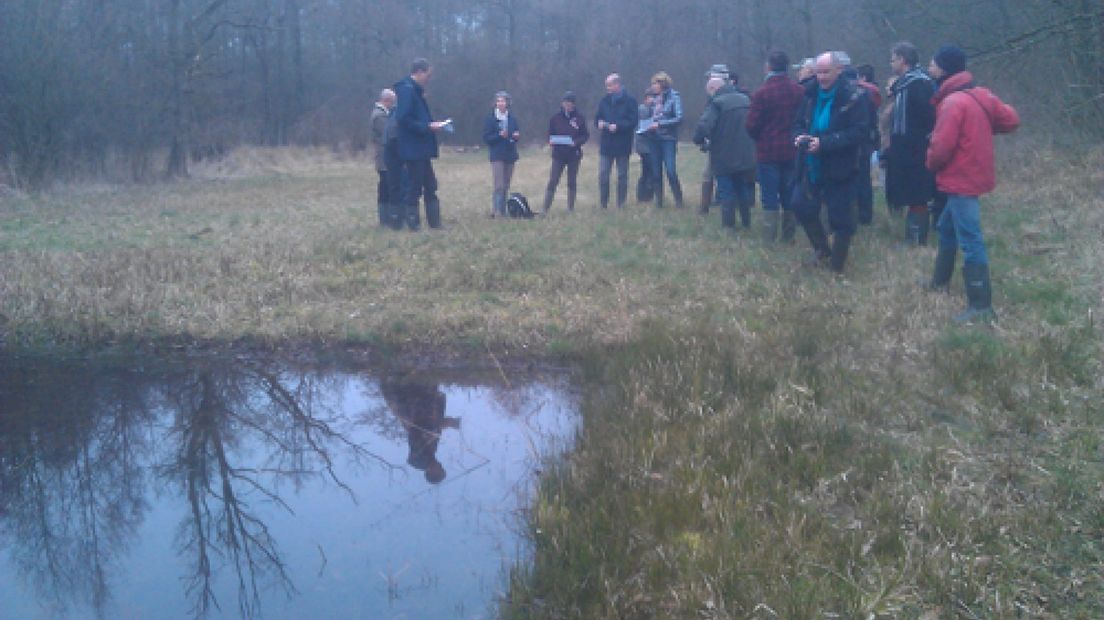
[
  {"x1": 0, "y1": 352, "x2": 576, "y2": 619},
  {"x1": 380, "y1": 377, "x2": 459, "y2": 484}
]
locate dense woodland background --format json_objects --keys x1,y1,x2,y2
[{"x1": 1, "y1": 0, "x2": 1101, "y2": 187}]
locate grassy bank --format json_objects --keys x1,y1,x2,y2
[
  {"x1": 500, "y1": 151, "x2": 1103, "y2": 618},
  {"x1": 2, "y1": 144, "x2": 1102, "y2": 617}
]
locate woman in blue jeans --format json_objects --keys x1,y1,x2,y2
[{"x1": 644, "y1": 72, "x2": 684, "y2": 208}]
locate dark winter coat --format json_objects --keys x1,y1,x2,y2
[
  {"x1": 370, "y1": 103, "x2": 391, "y2": 171},
  {"x1": 595, "y1": 91, "x2": 639, "y2": 157},
  {"x1": 482, "y1": 111, "x2": 520, "y2": 163},
  {"x1": 792, "y1": 78, "x2": 870, "y2": 183},
  {"x1": 886, "y1": 68, "x2": 936, "y2": 206},
  {"x1": 548, "y1": 109, "x2": 589, "y2": 161},
  {"x1": 746, "y1": 73, "x2": 805, "y2": 164},
  {"x1": 393, "y1": 75, "x2": 439, "y2": 161},
  {"x1": 693, "y1": 84, "x2": 756, "y2": 176}
]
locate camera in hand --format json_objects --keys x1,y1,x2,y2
[{"x1": 797, "y1": 136, "x2": 813, "y2": 150}]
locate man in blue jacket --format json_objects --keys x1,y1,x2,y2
[
  {"x1": 393, "y1": 58, "x2": 449, "y2": 230},
  {"x1": 595, "y1": 74, "x2": 639, "y2": 208}
]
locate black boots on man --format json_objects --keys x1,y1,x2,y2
[{"x1": 954, "y1": 263, "x2": 996, "y2": 324}]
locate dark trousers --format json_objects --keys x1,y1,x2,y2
[
  {"x1": 383, "y1": 140, "x2": 406, "y2": 229},
  {"x1": 598, "y1": 154, "x2": 630, "y2": 207},
  {"x1": 856, "y1": 146, "x2": 874, "y2": 225},
  {"x1": 546, "y1": 157, "x2": 581, "y2": 210},
  {"x1": 795, "y1": 177, "x2": 856, "y2": 239},
  {"x1": 636, "y1": 153, "x2": 655, "y2": 202},
  {"x1": 401, "y1": 159, "x2": 439, "y2": 229}
]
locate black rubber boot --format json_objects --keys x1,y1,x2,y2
[
  {"x1": 670, "y1": 178, "x2": 684, "y2": 208},
  {"x1": 762, "y1": 210, "x2": 780, "y2": 243},
  {"x1": 567, "y1": 187, "x2": 576, "y2": 211},
  {"x1": 829, "y1": 234, "x2": 851, "y2": 273},
  {"x1": 738, "y1": 201, "x2": 752, "y2": 229},
  {"x1": 386, "y1": 202, "x2": 404, "y2": 230},
  {"x1": 929, "y1": 245, "x2": 957, "y2": 291},
  {"x1": 907, "y1": 208, "x2": 930, "y2": 245},
  {"x1": 699, "y1": 180, "x2": 713, "y2": 214},
  {"x1": 720, "y1": 199, "x2": 737, "y2": 229},
  {"x1": 405, "y1": 202, "x2": 421, "y2": 231},
  {"x1": 599, "y1": 182, "x2": 610, "y2": 209},
  {"x1": 426, "y1": 199, "x2": 441, "y2": 229},
  {"x1": 781, "y1": 210, "x2": 797, "y2": 243},
  {"x1": 955, "y1": 263, "x2": 996, "y2": 323},
  {"x1": 799, "y1": 211, "x2": 831, "y2": 265}
]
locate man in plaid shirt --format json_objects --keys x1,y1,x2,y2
[{"x1": 746, "y1": 50, "x2": 806, "y2": 243}]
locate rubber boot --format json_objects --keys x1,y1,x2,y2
[
  {"x1": 670, "y1": 178, "x2": 684, "y2": 208},
  {"x1": 720, "y1": 199, "x2": 737, "y2": 229},
  {"x1": 928, "y1": 245, "x2": 957, "y2": 291},
  {"x1": 599, "y1": 181, "x2": 610, "y2": 209},
  {"x1": 700, "y1": 180, "x2": 713, "y2": 214},
  {"x1": 425, "y1": 198, "x2": 441, "y2": 229},
  {"x1": 799, "y1": 211, "x2": 831, "y2": 265},
  {"x1": 954, "y1": 263, "x2": 996, "y2": 323},
  {"x1": 907, "y1": 207, "x2": 929, "y2": 245},
  {"x1": 738, "y1": 201, "x2": 752, "y2": 229},
  {"x1": 405, "y1": 202, "x2": 421, "y2": 231},
  {"x1": 386, "y1": 202, "x2": 404, "y2": 230},
  {"x1": 542, "y1": 188, "x2": 555, "y2": 213},
  {"x1": 762, "y1": 210, "x2": 780, "y2": 243},
  {"x1": 781, "y1": 210, "x2": 797, "y2": 243},
  {"x1": 829, "y1": 234, "x2": 851, "y2": 273}
]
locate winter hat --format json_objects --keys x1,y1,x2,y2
[
  {"x1": 933, "y1": 45, "x2": 967, "y2": 76},
  {"x1": 562, "y1": 91, "x2": 577, "y2": 103}
]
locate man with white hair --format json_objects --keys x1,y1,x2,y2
[
  {"x1": 791, "y1": 51, "x2": 870, "y2": 273},
  {"x1": 694, "y1": 76, "x2": 756, "y2": 231},
  {"x1": 370, "y1": 88, "x2": 397, "y2": 227}
]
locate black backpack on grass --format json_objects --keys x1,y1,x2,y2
[{"x1": 506, "y1": 192, "x2": 534, "y2": 218}]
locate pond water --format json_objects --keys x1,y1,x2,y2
[{"x1": 0, "y1": 351, "x2": 578, "y2": 619}]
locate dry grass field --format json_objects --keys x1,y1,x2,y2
[{"x1": 1, "y1": 143, "x2": 1102, "y2": 618}]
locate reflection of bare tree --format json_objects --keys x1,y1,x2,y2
[
  {"x1": 0, "y1": 358, "x2": 154, "y2": 618},
  {"x1": 160, "y1": 360, "x2": 387, "y2": 618}
]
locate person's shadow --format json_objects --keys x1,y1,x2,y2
[{"x1": 380, "y1": 378, "x2": 460, "y2": 484}]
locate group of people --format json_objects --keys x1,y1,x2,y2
[{"x1": 370, "y1": 45, "x2": 1019, "y2": 323}]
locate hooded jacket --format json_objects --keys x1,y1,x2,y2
[
  {"x1": 693, "y1": 84, "x2": 756, "y2": 175},
  {"x1": 926, "y1": 71, "x2": 1020, "y2": 196}
]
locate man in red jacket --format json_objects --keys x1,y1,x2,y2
[
  {"x1": 747, "y1": 50, "x2": 805, "y2": 242},
  {"x1": 925, "y1": 45, "x2": 1020, "y2": 323}
]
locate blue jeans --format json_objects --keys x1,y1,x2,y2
[
  {"x1": 757, "y1": 161, "x2": 794, "y2": 212},
  {"x1": 715, "y1": 173, "x2": 754, "y2": 206},
  {"x1": 649, "y1": 139, "x2": 680, "y2": 189},
  {"x1": 937, "y1": 194, "x2": 988, "y2": 265}
]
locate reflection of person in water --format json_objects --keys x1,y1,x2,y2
[{"x1": 380, "y1": 379, "x2": 460, "y2": 484}]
